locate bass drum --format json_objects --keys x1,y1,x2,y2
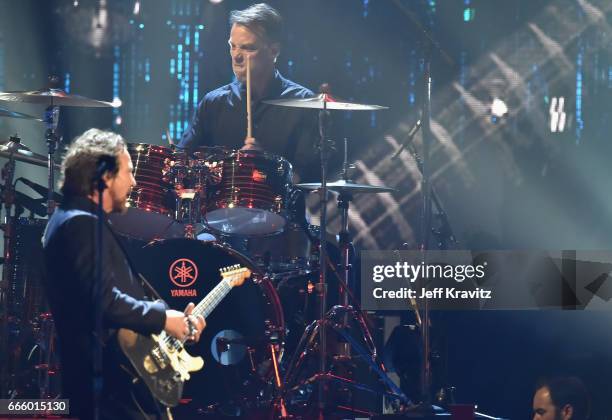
[{"x1": 135, "y1": 239, "x2": 284, "y2": 415}]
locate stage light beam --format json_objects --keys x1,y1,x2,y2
[{"x1": 491, "y1": 98, "x2": 508, "y2": 118}]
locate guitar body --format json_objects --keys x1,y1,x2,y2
[
  {"x1": 117, "y1": 328, "x2": 204, "y2": 407},
  {"x1": 117, "y1": 265, "x2": 250, "y2": 407}
]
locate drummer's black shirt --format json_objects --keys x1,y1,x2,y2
[{"x1": 179, "y1": 70, "x2": 320, "y2": 181}]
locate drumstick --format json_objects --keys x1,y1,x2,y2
[{"x1": 246, "y1": 55, "x2": 253, "y2": 140}]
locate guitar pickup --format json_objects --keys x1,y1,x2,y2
[{"x1": 151, "y1": 346, "x2": 169, "y2": 369}]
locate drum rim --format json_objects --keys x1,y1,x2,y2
[
  {"x1": 223, "y1": 148, "x2": 293, "y2": 167},
  {"x1": 126, "y1": 142, "x2": 174, "y2": 153}
]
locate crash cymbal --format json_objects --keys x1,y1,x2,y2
[
  {"x1": 296, "y1": 179, "x2": 395, "y2": 194},
  {"x1": 263, "y1": 93, "x2": 388, "y2": 111},
  {"x1": 0, "y1": 88, "x2": 119, "y2": 108},
  {"x1": 0, "y1": 107, "x2": 42, "y2": 121}
]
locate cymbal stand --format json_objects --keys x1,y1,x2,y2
[
  {"x1": 0, "y1": 145, "x2": 17, "y2": 397},
  {"x1": 315, "y1": 100, "x2": 332, "y2": 417},
  {"x1": 336, "y1": 138, "x2": 356, "y2": 358},
  {"x1": 283, "y1": 137, "x2": 410, "y2": 414},
  {"x1": 282, "y1": 304, "x2": 409, "y2": 412},
  {"x1": 43, "y1": 104, "x2": 60, "y2": 216}
]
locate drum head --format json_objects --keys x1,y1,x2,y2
[
  {"x1": 135, "y1": 239, "x2": 284, "y2": 412},
  {"x1": 205, "y1": 150, "x2": 292, "y2": 236},
  {"x1": 205, "y1": 208, "x2": 286, "y2": 235},
  {"x1": 109, "y1": 209, "x2": 185, "y2": 241}
]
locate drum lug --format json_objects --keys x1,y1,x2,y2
[{"x1": 274, "y1": 196, "x2": 283, "y2": 213}]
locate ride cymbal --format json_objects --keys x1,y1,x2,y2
[{"x1": 264, "y1": 93, "x2": 388, "y2": 111}]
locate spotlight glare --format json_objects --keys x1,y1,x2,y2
[
  {"x1": 209, "y1": 0, "x2": 224, "y2": 4},
  {"x1": 549, "y1": 96, "x2": 567, "y2": 133},
  {"x1": 491, "y1": 98, "x2": 508, "y2": 118},
  {"x1": 133, "y1": 1, "x2": 140, "y2": 15}
]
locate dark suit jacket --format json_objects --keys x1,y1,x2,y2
[{"x1": 42, "y1": 196, "x2": 167, "y2": 419}]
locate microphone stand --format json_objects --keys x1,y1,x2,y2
[
  {"x1": 402, "y1": 141, "x2": 458, "y2": 251},
  {"x1": 418, "y1": 39, "x2": 434, "y2": 412},
  {"x1": 391, "y1": 119, "x2": 422, "y2": 161},
  {"x1": 93, "y1": 174, "x2": 107, "y2": 420}
]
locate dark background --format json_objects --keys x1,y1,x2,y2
[{"x1": 1, "y1": 0, "x2": 612, "y2": 418}]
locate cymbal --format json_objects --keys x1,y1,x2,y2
[
  {"x1": 296, "y1": 179, "x2": 395, "y2": 194},
  {"x1": 263, "y1": 93, "x2": 388, "y2": 111},
  {"x1": 0, "y1": 107, "x2": 42, "y2": 121},
  {"x1": 0, "y1": 89, "x2": 119, "y2": 108}
]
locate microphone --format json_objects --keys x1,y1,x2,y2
[
  {"x1": 94, "y1": 155, "x2": 117, "y2": 191},
  {"x1": 392, "y1": 119, "x2": 421, "y2": 160},
  {"x1": 95, "y1": 155, "x2": 117, "y2": 178}
]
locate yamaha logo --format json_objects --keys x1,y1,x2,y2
[{"x1": 169, "y1": 258, "x2": 198, "y2": 288}]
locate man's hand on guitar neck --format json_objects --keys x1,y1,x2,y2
[{"x1": 164, "y1": 303, "x2": 206, "y2": 342}]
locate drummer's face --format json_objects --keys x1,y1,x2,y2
[
  {"x1": 229, "y1": 24, "x2": 278, "y2": 83},
  {"x1": 105, "y1": 149, "x2": 136, "y2": 213}
]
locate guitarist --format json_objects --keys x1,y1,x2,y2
[{"x1": 42, "y1": 129, "x2": 205, "y2": 420}]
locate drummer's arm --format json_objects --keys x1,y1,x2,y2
[{"x1": 179, "y1": 95, "x2": 213, "y2": 150}]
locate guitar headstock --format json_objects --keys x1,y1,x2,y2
[{"x1": 219, "y1": 264, "x2": 251, "y2": 288}]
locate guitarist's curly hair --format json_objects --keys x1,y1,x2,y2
[{"x1": 59, "y1": 128, "x2": 126, "y2": 198}]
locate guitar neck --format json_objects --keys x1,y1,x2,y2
[{"x1": 192, "y1": 279, "x2": 232, "y2": 319}]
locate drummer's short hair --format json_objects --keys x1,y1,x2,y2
[
  {"x1": 60, "y1": 128, "x2": 126, "y2": 198},
  {"x1": 229, "y1": 3, "x2": 283, "y2": 44}
]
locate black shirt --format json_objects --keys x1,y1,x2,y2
[{"x1": 179, "y1": 70, "x2": 320, "y2": 181}]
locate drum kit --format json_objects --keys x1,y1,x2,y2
[{"x1": 0, "y1": 85, "x2": 408, "y2": 417}]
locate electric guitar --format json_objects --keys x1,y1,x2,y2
[{"x1": 117, "y1": 264, "x2": 251, "y2": 407}]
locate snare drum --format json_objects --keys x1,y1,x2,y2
[
  {"x1": 109, "y1": 143, "x2": 183, "y2": 241},
  {"x1": 205, "y1": 150, "x2": 293, "y2": 235}
]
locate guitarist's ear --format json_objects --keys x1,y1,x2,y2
[{"x1": 101, "y1": 171, "x2": 114, "y2": 190}]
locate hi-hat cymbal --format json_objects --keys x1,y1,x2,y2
[
  {"x1": 0, "y1": 139, "x2": 57, "y2": 168},
  {"x1": 0, "y1": 89, "x2": 119, "y2": 108},
  {"x1": 263, "y1": 93, "x2": 388, "y2": 111},
  {"x1": 0, "y1": 108, "x2": 42, "y2": 121},
  {"x1": 296, "y1": 179, "x2": 395, "y2": 194}
]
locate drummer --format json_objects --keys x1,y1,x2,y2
[{"x1": 179, "y1": 2, "x2": 319, "y2": 183}]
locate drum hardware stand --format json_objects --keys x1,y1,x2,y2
[
  {"x1": 282, "y1": 304, "x2": 409, "y2": 410},
  {"x1": 43, "y1": 105, "x2": 60, "y2": 216},
  {"x1": 282, "y1": 127, "x2": 410, "y2": 415},
  {"x1": 335, "y1": 138, "x2": 357, "y2": 360},
  {"x1": 0, "y1": 144, "x2": 18, "y2": 397},
  {"x1": 269, "y1": 343, "x2": 291, "y2": 419},
  {"x1": 315, "y1": 90, "x2": 333, "y2": 417},
  {"x1": 388, "y1": 14, "x2": 456, "y2": 410},
  {"x1": 402, "y1": 131, "x2": 457, "y2": 252}
]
